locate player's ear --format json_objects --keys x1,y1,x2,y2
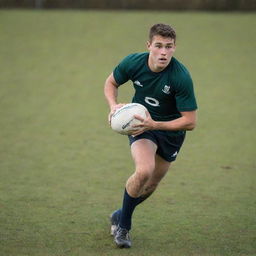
[{"x1": 146, "y1": 40, "x2": 151, "y2": 50}]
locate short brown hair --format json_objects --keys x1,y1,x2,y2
[{"x1": 149, "y1": 23, "x2": 176, "y2": 43}]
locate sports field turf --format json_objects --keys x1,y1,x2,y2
[{"x1": 0, "y1": 9, "x2": 255, "y2": 256}]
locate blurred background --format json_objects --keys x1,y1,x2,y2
[{"x1": 0, "y1": 0, "x2": 256, "y2": 10}]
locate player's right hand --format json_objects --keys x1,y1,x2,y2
[{"x1": 108, "y1": 103, "x2": 126, "y2": 125}]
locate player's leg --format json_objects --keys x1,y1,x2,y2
[
  {"x1": 117, "y1": 138, "x2": 157, "y2": 230},
  {"x1": 126, "y1": 138, "x2": 157, "y2": 197},
  {"x1": 110, "y1": 154, "x2": 170, "y2": 237},
  {"x1": 114, "y1": 139, "x2": 157, "y2": 248},
  {"x1": 139, "y1": 154, "x2": 171, "y2": 202}
]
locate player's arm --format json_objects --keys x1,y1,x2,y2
[
  {"x1": 104, "y1": 72, "x2": 119, "y2": 109},
  {"x1": 104, "y1": 72, "x2": 125, "y2": 123},
  {"x1": 154, "y1": 110, "x2": 197, "y2": 131},
  {"x1": 132, "y1": 110, "x2": 197, "y2": 136}
]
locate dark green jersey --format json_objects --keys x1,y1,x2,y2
[{"x1": 113, "y1": 52, "x2": 197, "y2": 134}]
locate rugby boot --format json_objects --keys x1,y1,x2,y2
[{"x1": 114, "y1": 226, "x2": 131, "y2": 248}]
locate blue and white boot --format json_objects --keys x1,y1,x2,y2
[{"x1": 114, "y1": 226, "x2": 131, "y2": 248}]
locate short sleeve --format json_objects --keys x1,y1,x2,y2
[
  {"x1": 175, "y1": 74, "x2": 198, "y2": 112},
  {"x1": 113, "y1": 55, "x2": 132, "y2": 86}
]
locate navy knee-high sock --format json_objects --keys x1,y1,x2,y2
[{"x1": 119, "y1": 188, "x2": 142, "y2": 230}]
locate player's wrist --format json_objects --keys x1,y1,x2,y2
[
  {"x1": 109, "y1": 102, "x2": 118, "y2": 110},
  {"x1": 152, "y1": 121, "x2": 159, "y2": 130}
]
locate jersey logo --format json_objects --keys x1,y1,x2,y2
[
  {"x1": 134, "y1": 80, "x2": 143, "y2": 87},
  {"x1": 162, "y1": 85, "x2": 171, "y2": 94},
  {"x1": 145, "y1": 97, "x2": 160, "y2": 107}
]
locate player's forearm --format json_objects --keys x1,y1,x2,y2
[
  {"x1": 154, "y1": 115, "x2": 196, "y2": 131},
  {"x1": 104, "y1": 81, "x2": 118, "y2": 110}
]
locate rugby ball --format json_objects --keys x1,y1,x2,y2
[{"x1": 111, "y1": 103, "x2": 147, "y2": 135}]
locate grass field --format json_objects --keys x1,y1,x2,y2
[{"x1": 0, "y1": 9, "x2": 255, "y2": 256}]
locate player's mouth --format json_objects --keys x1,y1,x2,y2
[{"x1": 158, "y1": 57, "x2": 167, "y2": 63}]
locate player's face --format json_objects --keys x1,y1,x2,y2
[{"x1": 147, "y1": 35, "x2": 176, "y2": 72}]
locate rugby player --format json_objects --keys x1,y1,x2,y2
[{"x1": 104, "y1": 23, "x2": 198, "y2": 248}]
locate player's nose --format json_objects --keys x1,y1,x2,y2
[{"x1": 160, "y1": 49, "x2": 167, "y2": 55}]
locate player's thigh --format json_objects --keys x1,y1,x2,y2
[{"x1": 131, "y1": 138, "x2": 157, "y2": 172}]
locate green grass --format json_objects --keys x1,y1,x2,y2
[{"x1": 0, "y1": 9, "x2": 255, "y2": 256}]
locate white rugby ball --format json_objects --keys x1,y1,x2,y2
[{"x1": 111, "y1": 103, "x2": 147, "y2": 135}]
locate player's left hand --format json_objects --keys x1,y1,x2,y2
[{"x1": 131, "y1": 111, "x2": 156, "y2": 136}]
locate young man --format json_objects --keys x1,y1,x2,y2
[{"x1": 104, "y1": 23, "x2": 198, "y2": 248}]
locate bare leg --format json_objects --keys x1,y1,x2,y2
[
  {"x1": 140, "y1": 154, "x2": 171, "y2": 200},
  {"x1": 115, "y1": 139, "x2": 172, "y2": 247},
  {"x1": 126, "y1": 139, "x2": 171, "y2": 199},
  {"x1": 126, "y1": 139, "x2": 157, "y2": 197}
]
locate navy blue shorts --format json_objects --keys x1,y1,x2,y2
[{"x1": 128, "y1": 130, "x2": 186, "y2": 162}]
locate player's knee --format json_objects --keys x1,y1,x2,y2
[{"x1": 134, "y1": 169, "x2": 152, "y2": 186}]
